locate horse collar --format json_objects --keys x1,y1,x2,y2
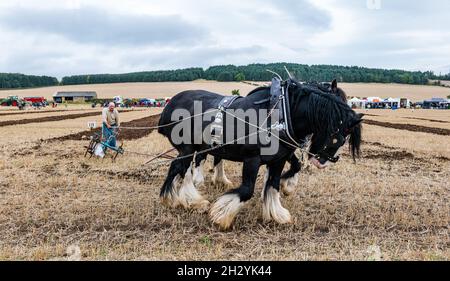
[{"x1": 271, "y1": 78, "x2": 302, "y2": 149}]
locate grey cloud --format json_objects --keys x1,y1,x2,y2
[
  {"x1": 0, "y1": 0, "x2": 449, "y2": 77},
  {"x1": 122, "y1": 45, "x2": 267, "y2": 70},
  {"x1": 0, "y1": 6, "x2": 208, "y2": 46},
  {"x1": 262, "y1": 0, "x2": 331, "y2": 30}
]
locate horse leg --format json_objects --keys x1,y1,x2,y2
[
  {"x1": 209, "y1": 157, "x2": 260, "y2": 230},
  {"x1": 263, "y1": 160, "x2": 293, "y2": 224},
  {"x1": 177, "y1": 156, "x2": 210, "y2": 212},
  {"x1": 280, "y1": 153, "x2": 302, "y2": 196},
  {"x1": 212, "y1": 157, "x2": 233, "y2": 188},
  {"x1": 160, "y1": 148, "x2": 209, "y2": 211},
  {"x1": 160, "y1": 158, "x2": 184, "y2": 207},
  {"x1": 193, "y1": 153, "x2": 207, "y2": 187}
]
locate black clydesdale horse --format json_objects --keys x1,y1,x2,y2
[
  {"x1": 191, "y1": 79, "x2": 349, "y2": 197},
  {"x1": 158, "y1": 79, "x2": 362, "y2": 230}
]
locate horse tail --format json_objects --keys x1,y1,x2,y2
[{"x1": 158, "y1": 104, "x2": 173, "y2": 136}]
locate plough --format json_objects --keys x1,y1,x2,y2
[{"x1": 84, "y1": 132, "x2": 124, "y2": 162}]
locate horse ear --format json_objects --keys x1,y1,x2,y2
[
  {"x1": 350, "y1": 118, "x2": 363, "y2": 128},
  {"x1": 331, "y1": 79, "x2": 338, "y2": 91}
]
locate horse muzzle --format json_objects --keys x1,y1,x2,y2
[
  {"x1": 310, "y1": 157, "x2": 329, "y2": 170},
  {"x1": 310, "y1": 154, "x2": 340, "y2": 169}
]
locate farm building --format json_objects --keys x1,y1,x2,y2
[{"x1": 53, "y1": 91, "x2": 97, "y2": 103}]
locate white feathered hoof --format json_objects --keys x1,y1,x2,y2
[
  {"x1": 160, "y1": 175, "x2": 182, "y2": 208},
  {"x1": 212, "y1": 161, "x2": 233, "y2": 189},
  {"x1": 209, "y1": 193, "x2": 243, "y2": 230},
  {"x1": 177, "y1": 165, "x2": 210, "y2": 211},
  {"x1": 263, "y1": 187, "x2": 292, "y2": 224},
  {"x1": 193, "y1": 161, "x2": 205, "y2": 187},
  {"x1": 213, "y1": 177, "x2": 233, "y2": 191},
  {"x1": 280, "y1": 173, "x2": 299, "y2": 197},
  {"x1": 192, "y1": 199, "x2": 211, "y2": 213}
]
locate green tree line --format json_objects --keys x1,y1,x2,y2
[
  {"x1": 204, "y1": 63, "x2": 434, "y2": 84},
  {"x1": 61, "y1": 68, "x2": 204, "y2": 85},
  {"x1": 61, "y1": 64, "x2": 437, "y2": 85},
  {"x1": 2, "y1": 64, "x2": 449, "y2": 89},
  {"x1": 0, "y1": 73, "x2": 58, "y2": 89},
  {"x1": 433, "y1": 73, "x2": 450, "y2": 81}
]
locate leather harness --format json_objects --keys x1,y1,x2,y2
[
  {"x1": 210, "y1": 78, "x2": 301, "y2": 149},
  {"x1": 209, "y1": 77, "x2": 346, "y2": 163},
  {"x1": 210, "y1": 95, "x2": 242, "y2": 145}
]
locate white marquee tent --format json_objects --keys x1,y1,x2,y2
[{"x1": 348, "y1": 97, "x2": 366, "y2": 109}]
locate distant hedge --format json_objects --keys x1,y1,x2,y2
[
  {"x1": 61, "y1": 68, "x2": 204, "y2": 85},
  {"x1": 434, "y1": 73, "x2": 450, "y2": 81},
  {"x1": 2, "y1": 63, "x2": 448, "y2": 89},
  {"x1": 204, "y1": 63, "x2": 433, "y2": 84},
  {"x1": 61, "y1": 63, "x2": 438, "y2": 85},
  {"x1": 0, "y1": 73, "x2": 58, "y2": 89}
]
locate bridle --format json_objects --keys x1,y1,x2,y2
[
  {"x1": 314, "y1": 133, "x2": 351, "y2": 163},
  {"x1": 276, "y1": 77, "x2": 349, "y2": 163}
]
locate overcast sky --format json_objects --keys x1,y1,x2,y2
[{"x1": 0, "y1": 0, "x2": 449, "y2": 79}]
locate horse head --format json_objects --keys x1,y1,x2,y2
[{"x1": 289, "y1": 80, "x2": 363, "y2": 169}]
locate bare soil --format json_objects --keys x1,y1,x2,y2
[
  {"x1": 0, "y1": 110, "x2": 140, "y2": 128},
  {"x1": 363, "y1": 119, "x2": 450, "y2": 136},
  {"x1": 51, "y1": 114, "x2": 161, "y2": 141},
  {"x1": 0, "y1": 102, "x2": 448, "y2": 261},
  {"x1": 0, "y1": 109, "x2": 91, "y2": 117}
]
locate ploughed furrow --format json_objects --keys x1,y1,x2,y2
[
  {"x1": 0, "y1": 109, "x2": 91, "y2": 117},
  {"x1": 52, "y1": 114, "x2": 161, "y2": 141},
  {"x1": 0, "y1": 110, "x2": 137, "y2": 127},
  {"x1": 404, "y1": 117, "x2": 450, "y2": 124},
  {"x1": 363, "y1": 119, "x2": 450, "y2": 136}
]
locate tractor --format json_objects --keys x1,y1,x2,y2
[{"x1": 1, "y1": 96, "x2": 27, "y2": 109}]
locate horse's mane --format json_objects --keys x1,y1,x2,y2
[
  {"x1": 290, "y1": 80, "x2": 355, "y2": 139},
  {"x1": 289, "y1": 80, "x2": 361, "y2": 158},
  {"x1": 246, "y1": 79, "x2": 354, "y2": 138},
  {"x1": 245, "y1": 79, "x2": 361, "y2": 158}
]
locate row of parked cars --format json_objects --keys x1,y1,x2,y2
[{"x1": 1, "y1": 96, "x2": 49, "y2": 109}]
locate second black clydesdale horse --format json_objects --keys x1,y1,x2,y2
[
  {"x1": 191, "y1": 79, "x2": 350, "y2": 197},
  {"x1": 158, "y1": 79, "x2": 362, "y2": 230}
]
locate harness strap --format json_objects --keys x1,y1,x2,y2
[
  {"x1": 218, "y1": 95, "x2": 241, "y2": 109},
  {"x1": 281, "y1": 80, "x2": 302, "y2": 148},
  {"x1": 211, "y1": 95, "x2": 242, "y2": 145}
]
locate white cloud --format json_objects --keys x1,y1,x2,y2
[{"x1": 0, "y1": 0, "x2": 449, "y2": 78}]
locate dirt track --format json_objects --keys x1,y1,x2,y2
[
  {"x1": 0, "y1": 110, "x2": 139, "y2": 127},
  {"x1": 364, "y1": 113, "x2": 449, "y2": 124},
  {"x1": 52, "y1": 114, "x2": 161, "y2": 141},
  {"x1": 404, "y1": 117, "x2": 450, "y2": 124},
  {"x1": 364, "y1": 119, "x2": 450, "y2": 136}
]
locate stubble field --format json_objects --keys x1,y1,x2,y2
[
  {"x1": 0, "y1": 83, "x2": 449, "y2": 261},
  {"x1": 1, "y1": 80, "x2": 450, "y2": 101}
]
